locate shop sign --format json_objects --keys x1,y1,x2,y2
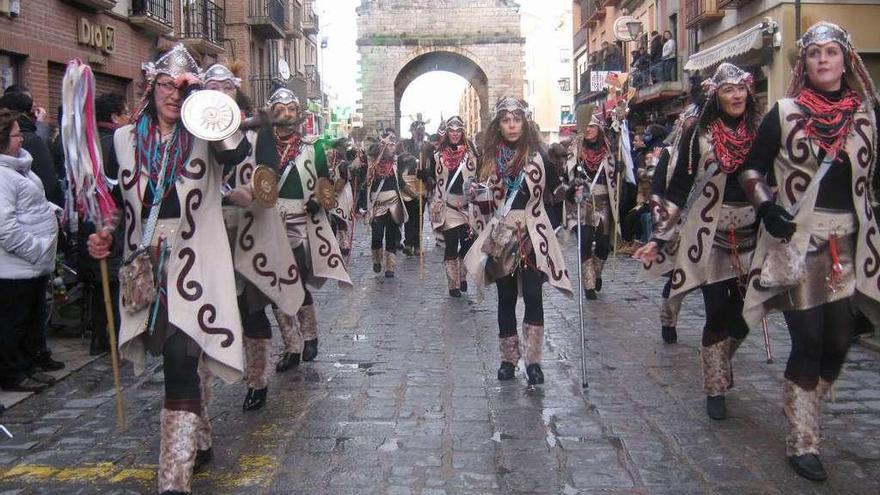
[{"x1": 78, "y1": 18, "x2": 116, "y2": 55}]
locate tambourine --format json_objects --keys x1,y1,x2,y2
[{"x1": 251, "y1": 165, "x2": 279, "y2": 208}]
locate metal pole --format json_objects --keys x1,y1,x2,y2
[
  {"x1": 761, "y1": 317, "x2": 774, "y2": 364},
  {"x1": 576, "y1": 187, "x2": 589, "y2": 389}
]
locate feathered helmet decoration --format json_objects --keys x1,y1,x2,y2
[
  {"x1": 203, "y1": 63, "x2": 242, "y2": 88},
  {"x1": 701, "y1": 62, "x2": 754, "y2": 98},
  {"x1": 492, "y1": 96, "x2": 532, "y2": 120},
  {"x1": 142, "y1": 43, "x2": 201, "y2": 85},
  {"x1": 787, "y1": 21, "x2": 879, "y2": 107}
]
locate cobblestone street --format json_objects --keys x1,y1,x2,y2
[{"x1": 0, "y1": 226, "x2": 878, "y2": 495}]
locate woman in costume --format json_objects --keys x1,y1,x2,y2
[
  {"x1": 464, "y1": 97, "x2": 572, "y2": 385},
  {"x1": 563, "y1": 113, "x2": 617, "y2": 300},
  {"x1": 635, "y1": 62, "x2": 762, "y2": 421},
  {"x1": 88, "y1": 44, "x2": 249, "y2": 495},
  {"x1": 429, "y1": 116, "x2": 478, "y2": 297},
  {"x1": 366, "y1": 130, "x2": 410, "y2": 277},
  {"x1": 738, "y1": 22, "x2": 880, "y2": 481},
  {"x1": 203, "y1": 64, "x2": 305, "y2": 413}
]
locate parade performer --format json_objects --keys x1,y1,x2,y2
[
  {"x1": 464, "y1": 97, "x2": 572, "y2": 385},
  {"x1": 563, "y1": 113, "x2": 617, "y2": 300},
  {"x1": 738, "y1": 22, "x2": 880, "y2": 481},
  {"x1": 87, "y1": 44, "x2": 247, "y2": 494},
  {"x1": 400, "y1": 120, "x2": 428, "y2": 256},
  {"x1": 324, "y1": 138, "x2": 355, "y2": 259},
  {"x1": 366, "y1": 130, "x2": 411, "y2": 277},
  {"x1": 640, "y1": 96, "x2": 704, "y2": 344},
  {"x1": 203, "y1": 64, "x2": 305, "y2": 412},
  {"x1": 635, "y1": 63, "x2": 762, "y2": 421},
  {"x1": 428, "y1": 116, "x2": 479, "y2": 297},
  {"x1": 254, "y1": 87, "x2": 352, "y2": 366}
]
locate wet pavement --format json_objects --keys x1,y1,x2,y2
[{"x1": 0, "y1": 226, "x2": 879, "y2": 494}]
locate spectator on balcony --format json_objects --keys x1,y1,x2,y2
[
  {"x1": 649, "y1": 31, "x2": 662, "y2": 64},
  {"x1": 662, "y1": 30, "x2": 676, "y2": 82},
  {"x1": 631, "y1": 49, "x2": 651, "y2": 87},
  {"x1": 601, "y1": 41, "x2": 623, "y2": 72}
]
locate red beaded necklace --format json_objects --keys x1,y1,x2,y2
[
  {"x1": 795, "y1": 86, "x2": 862, "y2": 159},
  {"x1": 708, "y1": 118, "x2": 755, "y2": 174},
  {"x1": 274, "y1": 131, "x2": 302, "y2": 171}
]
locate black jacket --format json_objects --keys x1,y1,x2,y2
[{"x1": 19, "y1": 116, "x2": 62, "y2": 207}]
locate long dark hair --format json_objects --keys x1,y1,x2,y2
[
  {"x1": 478, "y1": 110, "x2": 543, "y2": 180},
  {"x1": 0, "y1": 109, "x2": 20, "y2": 153}
]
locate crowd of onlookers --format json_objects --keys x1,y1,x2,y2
[{"x1": 589, "y1": 31, "x2": 677, "y2": 89}]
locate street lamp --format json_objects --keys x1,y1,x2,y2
[{"x1": 626, "y1": 21, "x2": 643, "y2": 41}]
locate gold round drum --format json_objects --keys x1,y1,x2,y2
[{"x1": 251, "y1": 165, "x2": 279, "y2": 208}]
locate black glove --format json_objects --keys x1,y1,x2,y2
[
  {"x1": 305, "y1": 199, "x2": 321, "y2": 215},
  {"x1": 758, "y1": 201, "x2": 796, "y2": 239}
]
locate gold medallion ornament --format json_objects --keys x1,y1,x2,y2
[
  {"x1": 251, "y1": 165, "x2": 279, "y2": 208},
  {"x1": 180, "y1": 90, "x2": 241, "y2": 142},
  {"x1": 315, "y1": 177, "x2": 337, "y2": 211}
]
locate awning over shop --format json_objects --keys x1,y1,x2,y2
[{"x1": 684, "y1": 19, "x2": 778, "y2": 72}]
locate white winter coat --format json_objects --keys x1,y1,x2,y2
[{"x1": 0, "y1": 149, "x2": 59, "y2": 279}]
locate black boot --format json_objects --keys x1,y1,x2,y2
[
  {"x1": 193, "y1": 447, "x2": 213, "y2": 472},
  {"x1": 34, "y1": 351, "x2": 65, "y2": 371},
  {"x1": 460, "y1": 280, "x2": 468, "y2": 293},
  {"x1": 526, "y1": 364, "x2": 544, "y2": 385},
  {"x1": 595, "y1": 277, "x2": 603, "y2": 292},
  {"x1": 385, "y1": 270, "x2": 395, "y2": 278},
  {"x1": 242, "y1": 387, "x2": 267, "y2": 412},
  {"x1": 372, "y1": 262, "x2": 381, "y2": 273},
  {"x1": 403, "y1": 246, "x2": 414, "y2": 256},
  {"x1": 449, "y1": 288, "x2": 462, "y2": 298},
  {"x1": 585, "y1": 289, "x2": 598, "y2": 300},
  {"x1": 706, "y1": 395, "x2": 726, "y2": 420},
  {"x1": 661, "y1": 326, "x2": 678, "y2": 344},
  {"x1": 302, "y1": 339, "x2": 318, "y2": 362},
  {"x1": 497, "y1": 362, "x2": 516, "y2": 380},
  {"x1": 275, "y1": 352, "x2": 300, "y2": 372},
  {"x1": 788, "y1": 454, "x2": 827, "y2": 481}
]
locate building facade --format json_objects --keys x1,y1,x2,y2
[
  {"x1": 683, "y1": 0, "x2": 880, "y2": 110},
  {"x1": 225, "y1": 0, "x2": 324, "y2": 131},
  {"x1": 0, "y1": 0, "x2": 226, "y2": 120}
]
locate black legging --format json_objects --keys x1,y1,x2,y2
[
  {"x1": 700, "y1": 278, "x2": 749, "y2": 346},
  {"x1": 239, "y1": 291, "x2": 271, "y2": 340},
  {"x1": 403, "y1": 199, "x2": 423, "y2": 249},
  {"x1": 575, "y1": 224, "x2": 610, "y2": 260},
  {"x1": 163, "y1": 330, "x2": 201, "y2": 415},
  {"x1": 442, "y1": 224, "x2": 472, "y2": 260},
  {"x1": 371, "y1": 213, "x2": 401, "y2": 253},
  {"x1": 783, "y1": 298, "x2": 855, "y2": 390},
  {"x1": 496, "y1": 263, "x2": 544, "y2": 337},
  {"x1": 293, "y1": 244, "x2": 314, "y2": 306}
]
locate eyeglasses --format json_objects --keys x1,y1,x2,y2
[{"x1": 155, "y1": 81, "x2": 178, "y2": 93}]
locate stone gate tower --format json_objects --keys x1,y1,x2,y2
[{"x1": 356, "y1": 0, "x2": 525, "y2": 135}]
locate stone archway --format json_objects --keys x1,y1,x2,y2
[
  {"x1": 356, "y1": 0, "x2": 525, "y2": 136},
  {"x1": 393, "y1": 50, "x2": 489, "y2": 134}
]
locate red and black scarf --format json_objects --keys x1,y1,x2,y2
[
  {"x1": 579, "y1": 141, "x2": 606, "y2": 174},
  {"x1": 708, "y1": 118, "x2": 755, "y2": 174},
  {"x1": 795, "y1": 86, "x2": 862, "y2": 159},
  {"x1": 441, "y1": 144, "x2": 467, "y2": 173},
  {"x1": 274, "y1": 131, "x2": 302, "y2": 171},
  {"x1": 368, "y1": 159, "x2": 395, "y2": 183}
]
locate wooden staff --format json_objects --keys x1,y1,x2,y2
[
  {"x1": 418, "y1": 145, "x2": 425, "y2": 278},
  {"x1": 99, "y1": 254, "x2": 125, "y2": 429}
]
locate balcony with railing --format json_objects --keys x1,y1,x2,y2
[
  {"x1": 287, "y1": 1, "x2": 303, "y2": 39},
  {"x1": 630, "y1": 56, "x2": 685, "y2": 106},
  {"x1": 64, "y1": 0, "x2": 116, "y2": 11},
  {"x1": 586, "y1": 0, "x2": 606, "y2": 24},
  {"x1": 180, "y1": 0, "x2": 225, "y2": 55},
  {"x1": 249, "y1": 75, "x2": 277, "y2": 109},
  {"x1": 302, "y1": 1, "x2": 319, "y2": 35},
  {"x1": 130, "y1": 0, "x2": 173, "y2": 35},
  {"x1": 305, "y1": 64, "x2": 320, "y2": 100},
  {"x1": 248, "y1": 0, "x2": 287, "y2": 39},
  {"x1": 684, "y1": 0, "x2": 724, "y2": 29}
]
